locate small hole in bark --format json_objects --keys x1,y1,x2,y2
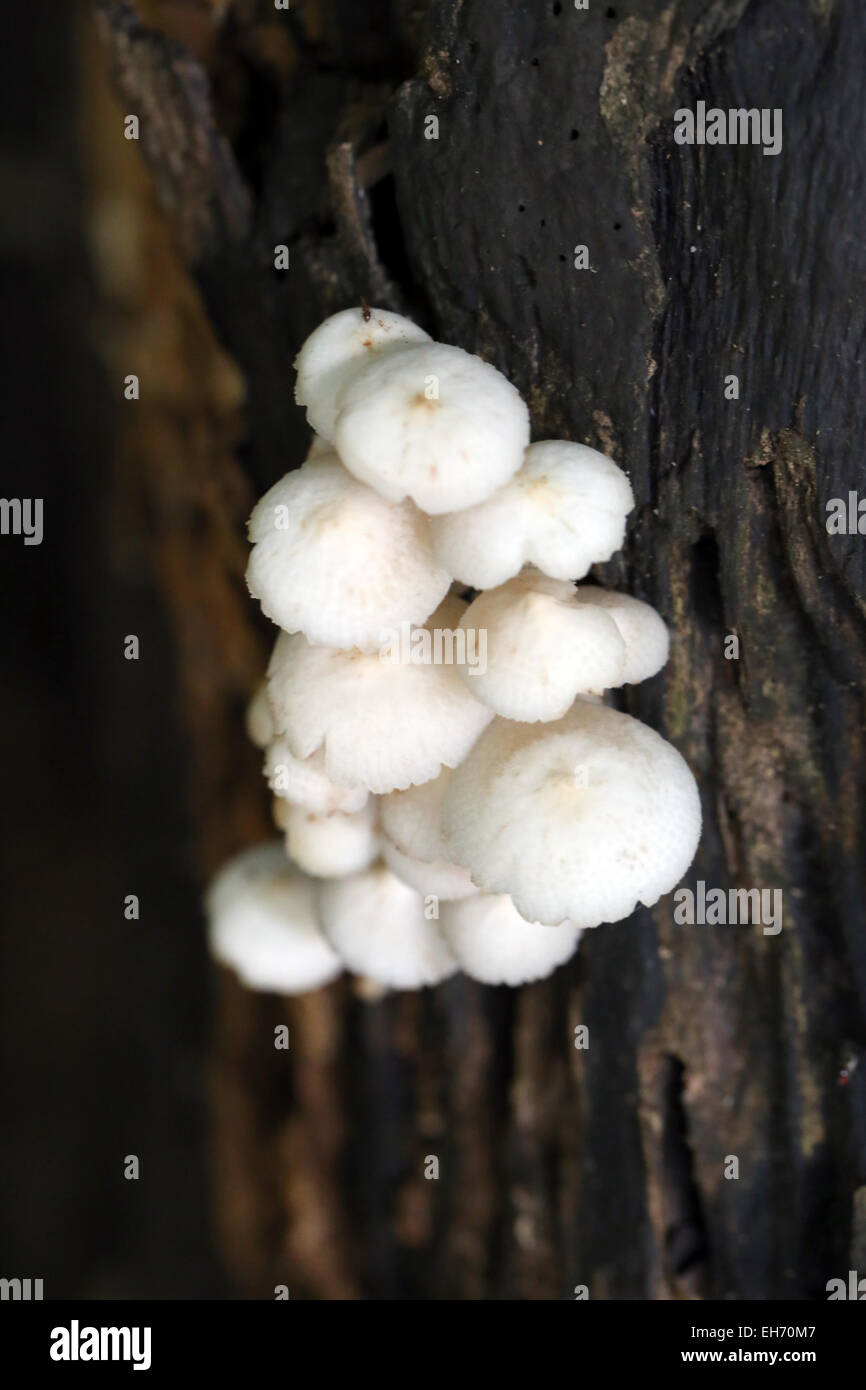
[
  {"x1": 571, "y1": 128, "x2": 579, "y2": 140},
  {"x1": 531, "y1": 57, "x2": 539, "y2": 67},
  {"x1": 606, "y1": 6, "x2": 617, "y2": 17},
  {"x1": 691, "y1": 528, "x2": 725, "y2": 635},
  {"x1": 367, "y1": 172, "x2": 415, "y2": 303},
  {"x1": 553, "y1": 1, "x2": 563, "y2": 13},
  {"x1": 518, "y1": 203, "x2": 526, "y2": 212},
  {"x1": 558, "y1": 253, "x2": 567, "y2": 262},
  {"x1": 613, "y1": 222, "x2": 622, "y2": 231}
]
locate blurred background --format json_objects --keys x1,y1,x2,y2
[{"x1": 0, "y1": 2, "x2": 230, "y2": 1297}]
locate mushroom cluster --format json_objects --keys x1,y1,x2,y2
[{"x1": 206, "y1": 307, "x2": 701, "y2": 995}]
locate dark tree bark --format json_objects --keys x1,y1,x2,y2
[{"x1": 93, "y1": 0, "x2": 866, "y2": 1299}]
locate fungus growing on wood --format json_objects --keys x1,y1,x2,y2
[
  {"x1": 206, "y1": 842, "x2": 342, "y2": 994},
  {"x1": 429, "y1": 438, "x2": 633, "y2": 587}
]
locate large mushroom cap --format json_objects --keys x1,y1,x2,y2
[
  {"x1": 265, "y1": 737, "x2": 369, "y2": 815},
  {"x1": 430, "y1": 438, "x2": 634, "y2": 588},
  {"x1": 266, "y1": 600, "x2": 493, "y2": 795},
  {"x1": 294, "y1": 306, "x2": 431, "y2": 441},
  {"x1": 246, "y1": 455, "x2": 450, "y2": 652},
  {"x1": 457, "y1": 572, "x2": 626, "y2": 721},
  {"x1": 275, "y1": 798, "x2": 380, "y2": 878},
  {"x1": 574, "y1": 586, "x2": 669, "y2": 684},
  {"x1": 440, "y1": 893, "x2": 582, "y2": 985},
  {"x1": 317, "y1": 863, "x2": 459, "y2": 989},
  {"x1": 442, "y1": 701, "x2": 701, "y2": 927},
  {"x1": 333, "y1": 342, "x2": 529, "y2": 514},
  {"x1": 205, "y1": 842, "x2": 342, "y2": 994}
]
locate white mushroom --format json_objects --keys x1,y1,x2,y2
[
  {"x1": 442, "y1": 701, "x2": 701, "y2": 927},
  {"x1": 245, "y1": 681, "x2": 274, "y2": 749},
  {"x1": 382, "y1": 837, "x2": 478, "y2": 901},
  {"x1": 333, "y1": 342, "x2": 529, "y2": 514},
  {"x1": 457, "y1": 572, "x2": 626, "y2": 720},
  {"x1": 440, "y1": 893, "x2": 582, "y2": 985},
  {"x1": 305, "y1": 433, "x2": 333, "y2": 460},
  {"x1": 295, "y1": 306, "x2": 431, "y2": 441},
  {"x1": 205, "y1": 842, "x2": 342, "y2": 994},
  {"x1": 265, "y1": 600, "x2": 493, "y2": 794},
  {"x1": 429, "y1": 439, "x2": 634, "y2": 587},
  {"x1": 246, "y1": 454, "x2": 451, "y2": 652},
  {"x1": 317, "y1": 864, "x2": 458, "y2": 989},
  {"x1": 574, "y1": 586, "x2": 669, "y2": 684},
  {"x1": 380, "y1": 767, "x2": 477, "y2": 898},
  {"x1": 265, "y1": 737, "x2": 369, "y2": 815},
  {"x1": 273, "y1": 797, "x2": 380, "y2": 878},
  {"x1": 380, "y1": 766, "x2": 457, "y2": 862}
]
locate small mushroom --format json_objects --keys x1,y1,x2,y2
[
  {"x1": 429, "y1": 439, "x2": 634, "y2": 587},
  {"x1": 439, "y1": 893, "x2": 582, "y2": 985},
  {"x1": 245, "y1": 681, "x2": 274, "y2": 749},
  {"x1": 246, "y1": 454, "x2": 451, "y2": 652},
  {"x1": 442, "y1": 701, "x2": 701, "y2": 927},
  {"x1": 274, "y1": 797, "x2": 380, "y2": 878},
  {"x1": 333, "y1": 342, "x2": 530, "y2": 514},
  {"x1": 205, "y1": 842, "x2": 342, "y2": 994},
  {"x1": 295, "y1": 306, "x2": 431, "y2": 441},
  {"x1": 265, "y1": 736, "x2": 369, "y2": 815},
  {"x1": 457, "y1": 571, "x2": 626, "y2": 720},
  {"x1": 380, "y1": 767, "x2": 477, "y2": 898},
  {"x1": 574, "y1": 586, "x2": 669, "y2": 684},
  {"x1": 382, "y1": 837, "x2": 478, "y2": 900},
  {"x1": 317, "y1": 863, "x2": 458, "y2": 989},
  {"x1": 265, "y1": 601, "x2": 493, "y2": 794}
]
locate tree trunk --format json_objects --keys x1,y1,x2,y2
[{"x1": 92, "y1": 0, "x2": 866, "y2": 1299}]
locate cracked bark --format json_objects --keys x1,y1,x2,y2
[{"x1": 93, "y1": 0, "x2": 866, "y2": 1298}]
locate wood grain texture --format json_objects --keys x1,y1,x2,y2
[{"x1": 93, "y1": 0, "x2": 866, "y2": 1298}]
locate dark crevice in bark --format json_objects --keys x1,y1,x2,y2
[{"x1": 661, "y1": 1056, "x2": 709, "y2": 1295}]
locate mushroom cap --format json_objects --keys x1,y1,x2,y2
[
  {"x1": 246, "y1": 455, "x2": 450, "y2": 652},
  {"x1": 266, "y1": 600, "x2": 493, "y2": 794},
  {"x1": 429, "y1": 439, "x2": 634, "y2": 587},
  {"x1": 317, "y1": 863, "x2": 459, "y2": 989},
  {"x1": 442, "y1": 701, "x2": 701, "y2": 927},
  {"x1": 265, "y1": 737, "x2": 369, "y2": 815},
  {"x1": 333, "y1": 342, "x2": 529, "y2": 514},
  {"x1": 206, "y1": 842, "x2": 342, "y2": 994},
  {"x1": 457, "y1": 572, "x2": 626, "y2": 721},
  {"x1": 440, "y1": 893, "x2": 582, "y2": 985},
  {"x1": 574, "y1": 586, "x2": 669, "y2": 684},
  {"x1": 382, "y1": 836, "x2": 478, "y2": 901},
  {"x1": 278, "y1": 798, "x2": 380, "y2": 878},
  {"x1": 294, "y1": 306, "x2": 431, "y2": 441},
  {"x1": 380, "y1": 766, "x2": 454, "y2": 862},
  {"x1": 246, "y1": 681, "x2": 274, "y2": 749}
]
